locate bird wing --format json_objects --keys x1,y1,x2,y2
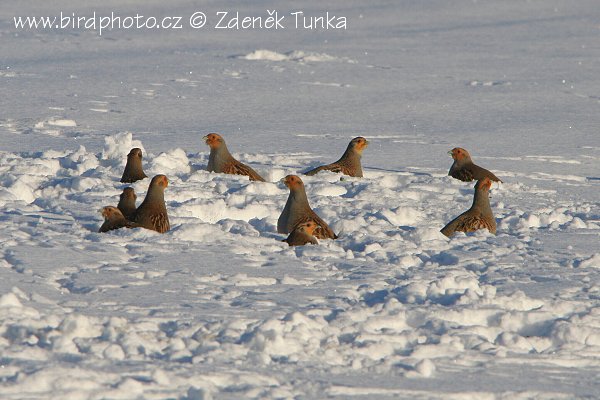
[
  {"x1": 471, "y1": 164, "x2": 503, "y2": 183},
  {"x1": 125, "y1": 220, "x2": 144, "y2": 229},
  {"x1": 304, "y1": 162, "x2": 351, "y2": 176},
  {"x1": 450, "y1": 167, "x2": 475, "y2": 182},
  {"x1": 441, "y1": 212, "x2": 495, "y2": 237},
  {"x1": 306, "y1": 211, "x2": 337, "y2": 239},
  {"x1": 224, "y1": 160, "x2": 266, "y2": 182},
  {"x1": 284, "y1": 231, "x2": 319, "y2": 246},
  {"x1": 99, "y1": 218, "x2": 130, "y2": 233},
  {"x1": 304, "y1": 166, "x2": 324, "y2": 176},
  {"x1": 288, "y1": 214, "x2": 335, "y2": 240},
  {"x1": 150, "y1": 212, "x2": 170, "y2": 233},
  {"x1": 305, "y1": 163, "x2": 343, "y2": 176}
]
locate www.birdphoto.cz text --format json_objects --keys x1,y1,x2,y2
[{"x1": 13, "y1": 10, "x2": 348, "y2": 36}]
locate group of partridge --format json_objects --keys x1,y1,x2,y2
[{"x1": 99, "y1": 133, "x2": 502, "y2": 245}]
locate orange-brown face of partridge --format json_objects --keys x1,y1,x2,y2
[
  {"x1": 283, "y1": 175, "x2": 304, "y2": 190},
  {"x1": 302, "y1": 221, "x2": 317, "y2": 235},
  {"x1": 128, "y1": 148, "x2": 143, "y2": 158},
  {"x1": 352, "y1": 137, "x2": 369, "y2": 152},
  {"x1": 477, "y1": 177, "x2": 492, "y2": 192},
  {"x1": 151, "y1": 175, "x2": 169, "y2": 189},
  {"x1": 203, "y1": 133, "x2": 224, "y2": 149},
  {"x1": 449, "y1": 147, "x2": 470, "y2": 161},
  {"x1": 101, "y1": 206, "x2": 117, "y2": 219}
]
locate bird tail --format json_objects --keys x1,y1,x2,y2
[
  {"x1": 440, "y1": 217, "x2": 461, "y2": 238},
  {"x1": 304, "y1": 166, "x2": 323, "y2": 176}
]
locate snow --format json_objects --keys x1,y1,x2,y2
[
  {"x1": 241, "y1": 49, "x2": 342, "y2": 63},
  {"x1": 2, "y1": 0, "x2": 600, "y2": 399}
]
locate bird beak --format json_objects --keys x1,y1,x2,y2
[
  {"x1": 447, "y1": 150, "x2": 453, "y2": 157},
  {"x1": 279, "y1": 177, "x2": 290, "y2": 188},
  {"x1": 202, "y1": 135, "x2": 209, "y2": 144}
]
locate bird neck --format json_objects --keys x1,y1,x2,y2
[
  {"x1": 289, "y1": 187, "x2": 310, "y2": 209},
  {"x1": 456, "y1": 156, "x2": 472, "y2": 166},
  {"x1": 125, "y1": 158, "x2": 141, "y2": 173},
  {"x1": 142, "y1": 188, "x2": 165, "y2": 207},
  {"x1": 110, "y1": 213, "x2": 127, "y2": 223},
  {"x1": 341, "y1": 146, "x2": 361, "y2": 162},
  {"x1": 471, "y1": 188, "x2": 492, "y2": 216},
  {"x1": 209, "y1": 144, "x2": 234, "y2": 166},
  {"x1": 118, "y1": 197, "x2": 134, "y2": 206}
]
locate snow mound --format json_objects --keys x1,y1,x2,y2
[
  {"x1": 241, "y1": 50, "x2": 339, "y2": 63},
  {"x1": 46, "y1": 118, "x2": 77, "y2": 127},
  {"x1": 101, "y1": 132, "x2": 145, "y2": 164},
  {"x1": 148, "y1": 148, "x2": 191, "y2": 177}
]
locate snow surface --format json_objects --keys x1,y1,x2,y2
[{"x1": 2, "y1": 0, "x2": 600, "y2": 399}]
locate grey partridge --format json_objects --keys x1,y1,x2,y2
[
  {"x1": 204, "y1": 133, "x2": 266, "y2": 182},
  {"x1": 305, "y1": 136, "x2": 369, "y2": 178},
  {"x1": 99, "y1": 206, "x2": 139, "y2": 233},
  {"x1": 283, "y1": 220, "x2": 319, "y2": 246},
  {"x1": 448, "y1": 147, "x2": 502, "y2": 183},
  {"x1": 120, "y1": 148, "x2": 148, "y2": 183},
  {"x1": 133, "y1": 174, "x2": 170, "y2": 233},
  {"x1": 441, "y1": 177, "x2": 497, "y2": 237},
  {"x1": 277, "y1": 175, "x2": 337, "y2": 239},
  {"x1": 117, "y1": 187, "x2": 137, "y2": 221}
]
